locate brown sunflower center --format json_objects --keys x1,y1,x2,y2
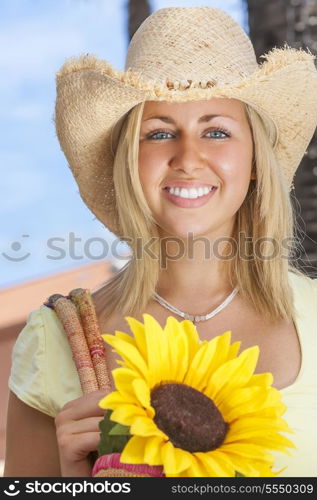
[{"x1": 151, "y1": 383, "x2": 228, "y2": 453}]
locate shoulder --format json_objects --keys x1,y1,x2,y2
[
  {"x1": 288, "y1": 268, "x2": 317, "y2": 296},
  {"x1": 12, "y1": 304, "x2": 72, "y2": 354},
  {"x1": 9, "y1": 304, "x2": 82, "y2": 417},
  {"x1": 288, "y1": 268, "x2": 317, "y2": 334}
]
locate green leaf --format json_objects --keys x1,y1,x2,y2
[
  {"x1": 235, "y1": 471, "x2": 246, "y2": 477},
  {"x1": 97, "y1": 410, "x2": 131, "y2": 456},
  {"x1": 109, "y1": 423, "x2": 130, "y2": 436}
]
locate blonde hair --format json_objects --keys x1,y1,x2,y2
[{"x1": 93, "y1": 100, "x2": 303, "y2": 324}]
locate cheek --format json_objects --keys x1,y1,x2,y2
[
  {"x1": 138, "y1": 147, "x2": 166, "y2": 193},
  {"x1": 218, "y1": 144, "x2": 253, "y2": 186}
]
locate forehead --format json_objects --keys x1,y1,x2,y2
[{"x1": 142, "y1": 98, "x2": 247, "y2": 121}]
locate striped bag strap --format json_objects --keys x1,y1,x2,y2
[{"x1": 44, "y1": 288, "x2": 112, "y2": 394}]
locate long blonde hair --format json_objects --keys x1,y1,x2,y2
[{"x1": 93, "y1": 100, "x2": 303, "y2": 324}]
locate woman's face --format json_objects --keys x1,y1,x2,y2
[{"x1": 138, "y1": 98, "x2": 254, "y2": 238}]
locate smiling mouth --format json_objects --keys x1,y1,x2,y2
[
  {"x1": 162, "y1": 185, "x2": 218, "y2": 208},
  {"x1": 163, "y1": 186, "x2": 217, "y2": 199}
]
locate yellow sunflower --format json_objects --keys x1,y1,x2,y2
[{"x1": 99, "y1": 314, "x2": 294, "y2": 477}]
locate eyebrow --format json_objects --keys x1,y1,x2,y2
[{"x1": 143, "y1": 114, "x2": 236, "y2": 124}]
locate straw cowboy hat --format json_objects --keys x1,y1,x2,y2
[{"x1": 55, "y1": 7, "x2": 317, "y2": 237}]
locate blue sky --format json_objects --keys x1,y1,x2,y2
[{"x1": 0, "y1": 0, "x2": 246, "y2": 289}]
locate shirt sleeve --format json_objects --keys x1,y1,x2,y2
[{"x1": 8, "y1": 305, "x2": 82, "y2": 418}]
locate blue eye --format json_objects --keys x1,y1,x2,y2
[
  {"x1": 206, "y1": 130, "x2": 229, "y2": 139},
  {"x1": 148, "y1": 131, "x2": 173, "y2": 140}
]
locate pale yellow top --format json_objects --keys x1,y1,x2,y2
[{"x1": 8, "y1": 270, "x2": 317, "y2": 477}]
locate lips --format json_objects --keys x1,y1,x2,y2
[
  {"x1": 162, "y1": 185, "x2": 218, "y2": 208},
  {"x1": 162, "y1": 180, "x2": 216, "y2": 189}
]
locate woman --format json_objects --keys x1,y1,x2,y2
[{"x1": 4, "y1": 7, "x2": 317, "y2": 477}]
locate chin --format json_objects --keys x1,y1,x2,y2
[{"x1": 158, "y1": 222, "x2": 217, "y2": 240}]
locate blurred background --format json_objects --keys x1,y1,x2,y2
[{"x1": 0, "y1": 0, "x2": 316, "y2": 473}]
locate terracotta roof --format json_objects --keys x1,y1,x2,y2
[{"x1": 0, "y1": 260, "x2": 115, "y2": 329}]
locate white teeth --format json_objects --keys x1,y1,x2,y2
[{"x1": 166, "y1": 186, "x2": 213, "y2": 199}]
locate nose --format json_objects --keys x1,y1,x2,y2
[{"x1": 169, "y1": 137, "x2": 206, "y2": 175}]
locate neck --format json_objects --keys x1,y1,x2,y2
[{"x1": 156, "y1": 230, "x2": 234, "y2": 312}]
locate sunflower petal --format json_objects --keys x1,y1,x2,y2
[
  {"x1": 224, "y1": 429, "x2": 294, "y2": 451},
  {"x1": 260, "y1": 466, "x2": 285, "y2": 477},
  {"x1": 114, "y1": 330, "x2": 136, "y2": 346},
  {"x1": 185, "y1": 341, "x2": 220, "y2": 390},
  {"x1": 247, "y1": 373, "x2": 274, "y2": 387},
  {"x1": 144, "y1": 436, "x2": 165, "y2": 466},
  {"x1": 111, "y1": 368, "x2": 139, "y2": 404},
  {"x1": 238, "y1": 433, "x2": 295, "y2": 454},
  {"x1": 183, "y1": 342, "x2": 209, "y2": 388},
  {"x1": 218, "y1": 386, "x2": 284, "y2": 422},
  {"x1": 99, "y1": 391, "x2": 128, "y2": 410},
  {"x1": 220, "y1": 442, "x2": 274, "y2": 463},
  {"x1": 165, "y1": 316, "x2": 189, "y2": 382},
  {"x1": 212, "y1": 330, "x2": 232, "y2": 365},
  {"x1": 142, "y1": 313, "x2": 166, "y2": 386},
  {"x1": 130, "y1": 416, "x2": 168, "y2": 438},
  {"x1": 184, "y1": 331, "x2": 233, "y2": 390},
  {"x1": 180, "y1": 319, "x2": 200, "y2": 363},
  {"x1": 208, "y1": 346, "x2": 259, "y2": 404},
  {"x1": 120, "y1": 436, "x2": 147, "y2": 464},
  {"x1": 227, "y1": 341, "x2": 241, "y2": 361},
  {"x1": 111, "y1": 404, "x2": 147, "y2": 426},
  {"x1": 161, "y1": 441, "x2": 193, "y2": 475},
  {"x1": 196, "y1": 451, "x2": 235, "y2": 477},
  {"x1": 253, "y1": 406, "x2": 286, "y2": 418},
  {"x1": 225, "y1": 452, "x2": 282, "y2": 477},
  {"x1": 223, "y1": 453, "x2": 265, "y2": 477},
  {"x1": 180, "y1": 457, "x2": 207, "y2": 477},
  {"x1": 132, "y1": 378, "x2": 152, "y2": 409},
  {"x1": 210, "y1": 384, "x2": 259, "y2": 417},
  {"x1": 124, "y1": 316, "x2": 148, "y2": 362},
  {"x1": 102, "y1": 334, "x2": 149, "y2": 380},
  {"x1": 226, "y1": 417, "x2": 293, "y2": 438}
]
